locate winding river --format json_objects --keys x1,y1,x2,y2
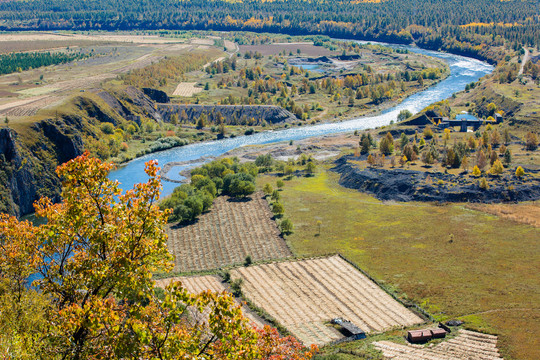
[{"x1": 109, "y1": 41, "x2": 493, "y2": 196}]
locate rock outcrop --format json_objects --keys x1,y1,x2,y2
[
  {"x1": 157, "y1": 104, "x2": 297, "y2": 125},
  {"x1": 0, "y1": 122, "x2": 84, "y2": 216},
  {"x1": 332, "y1": 155, "x2": 540, "y2": 203}
]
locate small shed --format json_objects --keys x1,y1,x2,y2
[
  {"x1": 431, "y1": 328, "x2": 447, "y2": 339},
  {"x1": 407, "y1": 330, "x2": 432, "y2": 343},
  {"x1": 332, "y1": 318, "x2": 366, "y2": 340},
  {"x1": 407, "y1": 328, "x2": 447, "y2": 343}
]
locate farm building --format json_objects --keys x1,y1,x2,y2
[
  {"x1": 331, "y1": 318, "x2": 366, "y2": 340},
  {"x1": 407, "y1": 327, "x2": 447, "y2": 343},
  {"x1": 436, "y1": 113, "x2": 484, "y2": 132}
]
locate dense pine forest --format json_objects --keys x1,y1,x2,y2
[
  {"x1": 0, "y1": 0, "x2": 538, "y2": 63},
  {"x1": 0, "y1": 51, "x2": 88, "y2": 75}
]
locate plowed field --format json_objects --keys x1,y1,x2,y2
[
  {"x1": 166, "y1": 193, "x2": 292, "y2": 273},
  {"x1": 230, "y1": 255, "x2": 423, "y2": 346},
  {"x1": 156, "y1": 275, "x2": 265, "y2": 328},
  {"x1": 373, "y1": 329, "x2": 502, "y2": 360}
]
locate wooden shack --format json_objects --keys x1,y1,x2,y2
[
  {"x1": 407, "y1": 328, "x2": 447, "y2": 343},
  {"x1": 331, "y1": 318, "x2": 366, "y2": 340}
]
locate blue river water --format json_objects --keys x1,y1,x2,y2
[{"x1": 109, "y1": 41, "x2": 493, "y2": 196}]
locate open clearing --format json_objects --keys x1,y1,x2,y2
[
  {"x1": 172, "y1": 82, "x2": 203, "y2": 97},
  {"x1": 166, "y1": 193, "x2": 291, "y2": 273},
  {"x1": 257, "y1": 169, "x2": 540, "y2": 359},
  {"x1": 230, "y1": 255, "x2": 423, "y2": 346},
  {"x1": 373, "y1": 329, "x2": 502, "y2": 360},
  {"x1": 239, "y1": 43, "x2": 336, "y2": 57},
  {"x1": 155, "y1": 275, "x2": 265, "y2": 329},
  {"x1": 466, "y1": 202, "x2": 540, "y2": 227}
]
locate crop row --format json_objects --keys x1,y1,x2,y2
[{"x1": 166, "y1": 194, "x2": 291, "y2": 273}]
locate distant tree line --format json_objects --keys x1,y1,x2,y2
[
  {"x1": 0, "y1": 51, "x2": 87, "y2": 75},
  {"x1": 0, "y1": 0, "x2": 538, "y2": 63}
]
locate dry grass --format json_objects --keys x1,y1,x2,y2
[
  {"x1": 166, "y1": 193, "x2": 291, "y2": 273},
  {"x1": 172, "y1": 82, "x2": 203, "y2": 97},
  {"x1": 466, "y1": 203, "x2": 540, "y2": 227},
  {"x1": 155, "y1": 275, "x2": 265, "y2": 328},
  {"x1": 230, "y1": 256, "x2": 423, "y2": 346},
  {"x1": 373, "y1": 329, "x2": 502, "y2": 360}
]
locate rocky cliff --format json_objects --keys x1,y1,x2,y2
[{"x1": 0, "y1": 121, "x2": 85, "y2": 217}]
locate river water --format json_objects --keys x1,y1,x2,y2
[{"x1": 109, "y1": 41, "x2": 493, "y2": 196}]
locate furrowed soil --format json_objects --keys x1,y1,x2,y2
[
  {"x1": 155, "y1": 275, "x2": 266, "y2": 329},
  {"x1": 230, "y1": 256, "x2": 423, "y2": 346},
  {"x1": 166, "y1": 192, "x2": 292, "y2": 273},
  {"x1": 257, "y1": 169, "x2": 540, "y2": 359},
  {"x1": 373, "y1": 329, "x2": 503, "y2": 360}
]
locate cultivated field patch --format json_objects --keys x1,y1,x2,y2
[
  {"x1": 230, "y1": 255, "x2": 423, "y2": 346},
  {"x1": 155, "y1": 275, "x2": 265, "y2": 328},
  {"x1": 166, "y1": 193, "x2": 292, "y2": 273},
  {"x1": 373, "y1": 329, "x2": 502, "y2": 360},
  {"x1": 172, "y1": 82, "x2": 203, "y2": 97}
]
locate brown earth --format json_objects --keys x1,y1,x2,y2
[{"x1": 166, "y1": 192, "x2": 292, "y2": 273}]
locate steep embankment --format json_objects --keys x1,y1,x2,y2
[
  {"x1": 0, "y1": 86, "x2": 161, "y2": 217},
  {"x1": 332, "y1": 155, "x2": 540, "y2": 203},
  {"x1": 0, "y1": 122, "x2": 84, "y2": 216},
  {"x1": 0, "y1": 85, "x2": 303, "y2": 217},
  {"x1": 157, "y1": 104, "x2": 297, "y2": 125}
]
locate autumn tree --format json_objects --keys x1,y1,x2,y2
[
  {"x1": 379, "y1": 132, "x2": 394, "y2": 155},
  {"x1": 0, "y1": 153, "x2": 315, "y2": 359},
  {"x1": 525, "y1": 132, "x2": 539, "y2": 151}
]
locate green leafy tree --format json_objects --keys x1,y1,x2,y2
[
  {"x1": 280, "y1": 218, "x2": 294, "y2": 235},
  {"x1": 272, "y1": 202, "x2": 285, "y2": 217}
]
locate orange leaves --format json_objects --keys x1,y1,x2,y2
[
  {"x1": 0, "y1": 153, "x2": 317, "y2": 359},
  {"x1": 256, "y1": 326, "x2": 318, "y2": 360}
]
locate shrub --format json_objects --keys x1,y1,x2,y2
[
  {"x1": 263, "y1": 183, "x2": 273, "y2": 196},
  {"x1": 490, "y1": 159, "x2": 504, "y2": 175},
  {"x1": 100, "y1": 122, "x2": 114, "y2": 134},
  {"x1": 472, "y1": 165, "x2": 481, "y2": 177},
  {"x1": 230, "y1": 278, "x2": 243, "y2": 297},
  {"x1": 479, "y1": 177, "x2": 489, "y2": 190},
  {"x1": 272, "y1": 202, "x2": 285, "y2": 217},
  {"x1": 515, "y1": 166, "x2": 525, "y2": 177},
  {"x1": 525, "y1": 132, "x2": 538, "y2": 151},
  {"x1": 280, "y1": 218, "x2": 294, "y2": 235},
  {"x1": 423, "y1": 126, "x2": 434, "y2": 139}
]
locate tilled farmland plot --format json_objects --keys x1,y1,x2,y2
[
  {"x1": 373, "y1": 329, "x2": 502, "y2": 359},
  {"x1": 156, "y1": 275, "x2": 265, "y2": 329},
  {"x1": 230, "y1": 255, "x2": 423, "y2": 346},
  {"x1": 166, "y1": 193, "x2": 292, "y2": 273}
]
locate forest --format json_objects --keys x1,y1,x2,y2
[
  {"x1": 0, "y1": 0, "x2": 538, "y2": 63},
  {"x1": 0, "y1": 51, "x2": 88, "y2": 75}
]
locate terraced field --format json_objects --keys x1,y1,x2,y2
[
  {"x1": 156, "y1": 275, "x2": 265, "y2": 328},
  {"x1": 166, "y1": 193, "x2": 292, "y2": 273},
  {"x1": 230, "y1": 255, "x2": 423, "y2": 346},
  {"x1": 373, "y1": 329, "x2": 502, "y2": 360}
]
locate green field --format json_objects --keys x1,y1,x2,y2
[{"x1": 258, "y1": 168, "x2": 539, "y2": 360}]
